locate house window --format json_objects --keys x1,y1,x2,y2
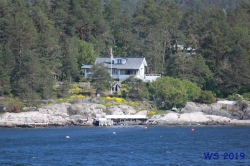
[
  {"x1": 125, "y1": 70, "x2": 130, "y2": 75},
  {"x1": 112, "y1": 69, "x2": 117, "y2": 75},
  {"x1": 120, "y1": 70, "x2": 125, "y2": 74},
  {"x1": 117, "y1": 59, "x2": 122, "y2": 64}
]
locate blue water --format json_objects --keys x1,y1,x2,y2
[{"x1": 0, "y1": 126, "x2": 249, "y2": 166}]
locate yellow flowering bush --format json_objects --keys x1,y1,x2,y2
[
  {"x1": 127, "y1": 101, "x2": 140, "y2": 107},
  {"x1": 58, "y1": 98, "x2": 69, "y2": 103},
  {"x1": 114, "y1": 98, "x2": 126, "y2": 104},
  {"x1": 103, "y1": 96, "x2": 147, "y2": 109},
  {"x1": 69, "y1": 87, "x2": 82, "y2": 93},
  {"x1": 106, "y1": 96, "x2": 113, "y2": 100},
  {"x1": 70, "y1": 94, "x2": 85, "y2": 99},
  {"x1": 148, "y1": 111, "x2": 156, "y2": 117},
  {"x1": 77, "y1": 94, "x2": 84, "y2": 99},
  {"x1": 105, "y1": 97, "x2": 127, "y2": 104}
]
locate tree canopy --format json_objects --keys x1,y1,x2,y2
[
  {"x1": 1, "y1": 0, "x2": 250, "y2": 101},
  {"x1": 149, "y1": 76, "x2": 201, "y2": 108},
  {"x1": 89, "y1": 63, "x2": 112, "y2": 95}
]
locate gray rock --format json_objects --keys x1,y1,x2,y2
[
  {"x1": 106, "y1": 105, "x2": 137, "y2": 115},
  {"x1": 181, "y1": 102, "x2": 232, "y2": 118},
  {"x1": 136, "y1": 110, "x2": 149, "y2": 115},
  {"x1": 2, "y1": 101, "x2": 250, "y2": 127}
]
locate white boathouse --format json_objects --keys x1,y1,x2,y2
[{"x1": 94, "y1": 114, "x2": 147, "y2": 126}]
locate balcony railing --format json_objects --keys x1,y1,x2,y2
[{"x1": 144, "y1": 74, "x2": 161, "y2": 76}]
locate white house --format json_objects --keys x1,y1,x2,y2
[
  {"x1": 81, "y1": 57, "x2": 161, "y2": 82},
  {"x1": 173, "y1": 44, "x2": 196, "y2": 55}
]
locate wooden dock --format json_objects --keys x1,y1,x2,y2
[
  {"x1": 23, "y1": 117, "x2": 49, "y2": 127},
  {"x1": 23, "y1": 122, "x2": 49, "y2": 127},
  {"x1": 94, "y1": 114, "x2": 148, "y2": 126}
]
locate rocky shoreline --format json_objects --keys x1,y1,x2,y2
[{"x1": 0, "y1": 101, "x2": 250, "y2": 128}]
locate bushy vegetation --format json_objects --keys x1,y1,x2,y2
[
  {"x1": 243, "y1": 93, "x2": 250, "y2": 101},
  {"x1": 149, "y1": 76, "x2": 201, "y2": 108},
  {"x1": 227, "y1": 94, "x2": 243, "y2": 102},
  {"x1": 105, "y1": 96, "x2": 140, "y2": 107},
  {"x1": 197, "y1": 91, "x2": 216, "y2": 104},
  {"x1": 122, "y1": 76, "x2": 149, "y2": 100},
  {"x1": 148, "y1": 111, "x2": 156, "y2": 117}
]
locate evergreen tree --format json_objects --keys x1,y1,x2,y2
[
  {"x1": 75, "y1": 38, "x2": 98, "y2": 69},
  {"x1": 59, "y1": 36, "x2": 80, "y2": 82},
  {"x1": 166, "y1": 54, "x2": 213, "y2": 89},
  {"x1": 104, "y1": 0, "x2": 135, "y2": 56},
  {"x1": 220, "y1": 26, "x2": 250, "y2": 94},
  {"x1": 0, "y1": 44, "x2": 14, "y2": 95},
  {"x1": 89, "y1": 63, "x2": 112, "y2": 95},
  {"x1": 31, "y1": 0, "x2": 61, "y2": 71},
  {"x1": 133, "y1": 0, "x2": 181, "y2": 73}
]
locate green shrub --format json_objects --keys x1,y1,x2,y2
[
  {"x1": 155, "y1": 110, "x2": 167, "y2": 115},
  {"x1": 5, "y1": 97, "x2": 25, "y2": 112},
  {"x1": 227, "y1": 94, "x2": 243, "y2": 101},
  {"x1": 121, "y1": 90, "x2": 128, "y2": 98},
  {"x1": 238, "y1": 101, "x2": 248, "y2": 111},
  {"x1": 149, "y1": 76, "x2": 201, "y2": 108},
  {"x1": 148, "y1": 111, "x2": 156, "y2": 117},
  {"x1": 243, "y1": 92, "x2": 250, "y2": 101},
  {"x1": 197, "y1": 91, "x2": 215, "y2": 104},
  {"x1": 221, "y1": 106, "x2": 227, "y2": 110},
  {"x1": 58, "y1": 98, "x2": 69, "y2": 103},
  {"x1": 105, "y1": 103, "x2": 112, "y2": 108}
]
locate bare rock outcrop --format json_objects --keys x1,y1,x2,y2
[
  {"x1": 1, "y1": 101, "x2": 250, "y2": 127},
  {"x1": 181, "y1": 102, "x2": 231, "y2": 118},
  {"x1": 106, "y1": 105, "x2": 136, "y2": 115},
  {"x1": 135, "y1": 110, "x2": 149, "y2": 115},
  {"x1": 159, "y1": 112, "x2": 208, "y2": 123},
  {"x1": 0, "y1": 103, "x2": 107, "y2": 127},
  {"x1": 150, "y1": 112, "x2": 233, "y2": 125}
]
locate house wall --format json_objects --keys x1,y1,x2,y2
[
  {"x1": 116, "y1": 69, "x2": 141, "y2": 81},
  {"x1": 82, "y1": 69, "x2": 91, "y2": 78},
  {"x1": 112, "y1": 74, "x2": 119, "y2": 80},
  {"x1": 138, "y1": 63, "x2": 145, "y2": 79},
  {"x1": 83, "y1": 67, "x2": 146, "y2": 82},
  {"x1": 118, "y1": 75, "x2": 132, "y2": 82}
]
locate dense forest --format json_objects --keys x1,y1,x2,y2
[{"x1": 1, "y1": 0, "x2": 250, "y2": 102}]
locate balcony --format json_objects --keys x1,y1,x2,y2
[{"x1": 144, "y1": 74, "x2": 161, "y2": 82}]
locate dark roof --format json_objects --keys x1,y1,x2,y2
[
  {"x1": 81, "y1": 65, "x2": 93, "y2": 69},
  {"x1": 95, "y1": 57, "x2": 147, "y2": 69}
]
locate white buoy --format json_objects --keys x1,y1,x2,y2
[
  {"x1": 66, "y1": 136, "x2": 70, "y2": 138},
  {"x1": 113, "y1": 132, "x2": 116, "y2": 134},
  {"x1": 144, "y1": 126, "x2": 147, "y2": 129}
]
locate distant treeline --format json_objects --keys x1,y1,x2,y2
[
  {"x1": 1, "y1": 0, "x2": 250, "y2": 100},
  {"x1": 103, "y1": 0, "x2": 250, "y2": 15},
  {"x1": 169, "y1": 0, "x2": 250, "y2": 11}
]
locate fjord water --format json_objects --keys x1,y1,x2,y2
[{"x1": 0, "y1": 126, "x2": 249, "y2": 166}]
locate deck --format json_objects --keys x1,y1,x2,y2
[
  {"x1": 23, "y1": 117, "x2": 49, "y2": 127},
  {"x1": 23, "y1": 122, "x2": 49, "y2": 127}
]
